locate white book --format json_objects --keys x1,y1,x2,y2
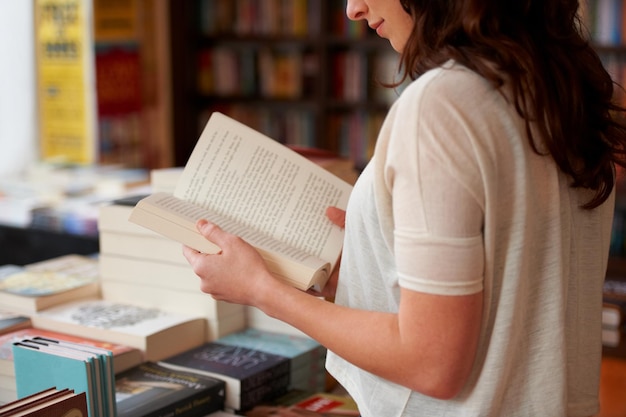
[
  {"x1": 98, "y1": 201, "x2": 155, "y2": 236},
  {"x1": 0, "y1": 254, "x2": 100, "y2": 314},
  {"x1": 128, "y1": 112, "x2": 352, "y2": 291},
  {"x1": 30, "y1": 299, "x2": 207, "y2": 361},
  {"x1": 99, "y1": 253, "x2": 199, "y2": 292},
  {"x1": 99, "y1": 231, "x2": 188, "y2": 266}
]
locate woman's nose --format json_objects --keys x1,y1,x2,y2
[{"x1": 346, "y1": 0, "x2": 367, "y2": 21}]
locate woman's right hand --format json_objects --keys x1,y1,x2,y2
[{"x1": 308, "y1": 206, "x2": 346, "y2": 300}]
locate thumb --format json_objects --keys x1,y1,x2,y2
[{"x1": 196, "y1": 219, "x2": 226, "y2": 251}]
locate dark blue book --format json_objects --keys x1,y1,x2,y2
[
  {"x1": 115, "y1": 362, "x2": 225, "y2": 417},
  {"x1": 158, "y1": 342, "x2": 290, "y2": 412},
  {"x1": 216, "y1": 328, "x2": 327, "y2": 391}
]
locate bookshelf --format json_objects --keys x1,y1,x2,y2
[
  {"x1": 583, "y1": 0, "x2": 626, "y2": 275},
  {"x1": 168, "y1": 0, "x2": 403, "y2": 169}
]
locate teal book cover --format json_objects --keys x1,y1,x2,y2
[
  {"x1": 31, "y1": 336, "x2": 118, "y2": 417},
  {"x1": 12, "y1": 341, "x2": 98, "y2": 417},
  {"x1": 216, "y1": 328, "x2": 326, "y2": 369}
]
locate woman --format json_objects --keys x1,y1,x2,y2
[{"x1": 183, "y1": 0, "x2": 626, "y2": 415}]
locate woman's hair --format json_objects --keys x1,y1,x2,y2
[{"x1": 398, "y1": 0, "x2": 626, "y2": 209}]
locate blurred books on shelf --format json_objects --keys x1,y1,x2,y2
[{"x1": 0, "y1": 254, "x2": 100, "y2": 315}]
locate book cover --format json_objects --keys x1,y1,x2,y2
[
  {"x1": 216, "y1": 328, "x2": 326, "y2": 370},
  {"x1": 0, "y1": 387, "x2": 66, "y2": 414},
  {"x1": 30, "y1": 299, "x2": 207, "y2": 361},
  {"x1": 129, "y1": 112, "x2": 352, "y2": 291},
  {"x1": 12, "y1": 342, "x2": 98, "y2": 417},
  {"x1": 216, "y1": 328, "x2": 326, "y2": 392},
  {"x1": 29, "y1": 337, "x2": 118, "y2": 417},
  {"x1": 0, "y1": 327, "x2": 144, "y2": 377},
  {"x1": 115, "y1": 361, "x2": 225, "y2": 417},
  {"x1": 159, "y1": 342, "x2": 290, "y2": 412},
  {"x1": 0, "y1": 387, "x2": 88, "y2": 417},
  {"x1": 0, "y1": 255, "x2": 100, "y2": 314},
  {"x1": 293, "y1": 392, "x2": 360, "y2": 416}
]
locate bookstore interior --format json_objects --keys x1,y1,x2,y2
[{"x1": 1, "y1": 0, "x2": 626, "y2": 416}]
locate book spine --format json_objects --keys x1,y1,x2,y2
[
  {"x1": 239, "y1": 359, "x2": 290, "y2": 392},
  {"x1": 239, "y1": 371, "x2": 290, "y2": 412}
]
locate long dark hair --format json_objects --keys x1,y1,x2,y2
[{"x1": 398, "y1": 0, "x2": 626, "y2": 209}]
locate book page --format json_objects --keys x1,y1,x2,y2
[
  {"x1": 130, "y1": 192, "x2": 330, "y2": 283},
  {"x1": 174, "y1": 112, "x2": 352, "y2": 266}
]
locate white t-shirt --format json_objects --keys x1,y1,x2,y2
[{"x1": 326, "y1": 62, "x2": 614, "y2": 417}]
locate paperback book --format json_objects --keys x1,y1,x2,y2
[
  {"x1": 0, "y1": 387, "x2": 88, "y2": 417},
  {"x1": 216, "y1": 328, "x2": 327, "y2": 391},
  {"x1": 159, "y1": 341, "x2": 290, "y2": 412},
  {"x1": 115, "y1": 361, "x2": 225, "y2": 417},
  {"x1": 12, "y1": 339, "x2": 116, "y2": 417},
  {"x1": 0, "y1": 327, "x2": 144, "y2": 377},
  {"x1": 0, "y1": 310, "x2": 31, "y2": 336},
  {"x1": 30, "y1": 299, "x2": 207, "y2": 361},
  {"x1": 0, "y1": 254, "x2": 100, "y2": 314},
  {"x1": 129, "y1": 112, "x2": 352, "y2": 291}
]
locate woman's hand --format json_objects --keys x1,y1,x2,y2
[{"x1": 183, "y1": 219, "x2": 278, "y2": 306}]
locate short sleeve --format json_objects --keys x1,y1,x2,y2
[{"x1": 382, "y1": 69, "x2": 488, "y2": 295}]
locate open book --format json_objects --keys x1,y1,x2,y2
[{"x1": 128, "y1": 112, "x2": 353, "y2": 291}]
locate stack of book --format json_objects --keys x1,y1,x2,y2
[
  {"x1": 98, "y1": 194, "x2": 247, "y2": 341},
  {"x1": 0, "y1": 254, "x2": 101, "y2": 315},
  {"x1": 216, "y1": 328, "x2": 327, "y2": 393},
  {"x1": 158, "y1": 340, "x2": 291, "y2": 414},
  {"x1": 0, "y1": 327, "x2": 143, "y2": 405},
  {"x1": 12, "y1": 337, "x2": 117, "y2": 417}
]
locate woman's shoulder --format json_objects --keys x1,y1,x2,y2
[{"x1": 402, "y1": 60, "x2": 493, "y2": 100}]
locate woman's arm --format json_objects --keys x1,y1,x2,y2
[{"x1": 183, "y1": 219, "x2": 482, "y2": 400}]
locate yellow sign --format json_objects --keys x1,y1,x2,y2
[{"x1": 35, "y1": 0, "x2": 96, "y2": 165}]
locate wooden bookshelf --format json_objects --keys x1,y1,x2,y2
[
  {"x1": 168, "y1": 0, "x2": 400, "y2": 168},
  {"x1": 582, "y1": 1, "x2": 626, "y2": 272}
]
